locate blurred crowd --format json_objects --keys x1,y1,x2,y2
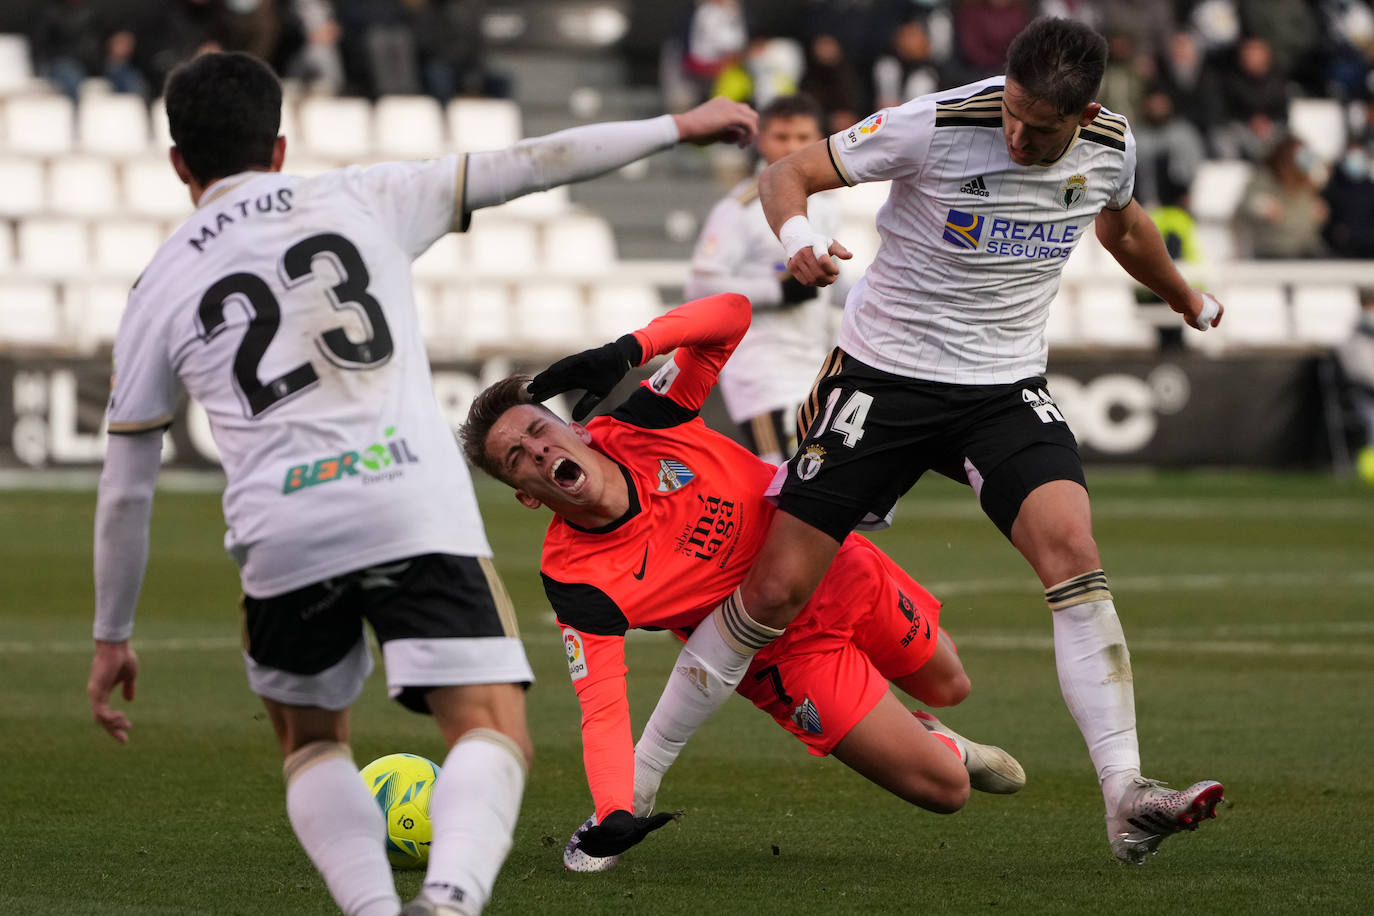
[
  {"x1": 671, "y1": 0, "x2": 1374, "y2": 260},
  {"x1": 23, "y1": 0, "x2": 505, "y2": 104}
]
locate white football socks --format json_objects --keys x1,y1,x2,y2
[
  {"x1": 1047, "y1": 570, "x2": 1142, "y2": 812},
  {"x1": 419, "y1": 728, "x2": 528, "y2": 916},
  {"x1": 633, "y1": 589, "x2": 783, "y2": 815},
  {"x1": 284, "y1": 742, "x2": 399, "y2": 916}
]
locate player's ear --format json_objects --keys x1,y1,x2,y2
[
  {"x1": 270, "y1": 135, "x2": 287, "y2": 172},
  {"x1": 514, "y1": 489, "x2": 542, "y2": 510},
  {"x1": 169, "y1": 146, "x2": 192, "y2": 186},
  {"x1": 1078, "y1": 102, "x2": 1102, "y2": 127},
  {"x1": 569, "y1": 422, "x2": 593, "y2": 445}
]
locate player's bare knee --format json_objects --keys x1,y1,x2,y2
[
  {"x1": 923, "y1": 671, "x2": 971, "y2": 708},
  {"x1": 911, "y1": 772, "x2": 970, "y2": 815},
  {"x1": 740, "y1": 576, "x2": 807, "y2": 629}
]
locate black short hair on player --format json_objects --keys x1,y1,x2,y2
[
  {"x1": 460, "y1": 374, "x2": 555, "y2": 483},
  {"x1": 1006, "y1": 17, "x2": 1108, "y2": 116},
  {"x1": 165, "y1": 52, "x2": 282, "y2": 186},
  {"x1": 758, "y1": 94, "x2": 825, "y2": 132}
]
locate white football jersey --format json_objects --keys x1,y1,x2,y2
[
  {"x1": 829, "y1": 77, "x2": 1135, "y2": 384},
  {"x1": 685, "y1": 176, "x2": 840, "y2": 423},
  {"x1": 106, "y1": 158, "x2": 489, "y2": 597}
]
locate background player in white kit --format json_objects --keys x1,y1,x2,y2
[
  {"x1": 83, "y1": 52, "x2": 756, "y2": 916},
  {"x1": 685, "y1": 94, "x2": 841, "y2": 463},
  {"x1": 526, "y1": 18, "x2": 1227, "y2": 866}
]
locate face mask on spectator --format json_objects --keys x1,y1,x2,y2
[
  {"x1": 226, "y1": 0, "x2": 261, "y2": 12},
  {"x1": 1340, "y1": 149, "x2": 1370, "y2": 182},
  {"x1": 1294, "y1": 146, "x2": 1318, "y2": 176}
]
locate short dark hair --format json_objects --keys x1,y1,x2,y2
[
  {"x1": 758, "y1": 93, "x2": 825, "y2": 132},
  {"x1": 165, "y1": 52, "x2": 282, "y2": 186},
  {"x1": 1006, "y1": 17, "x2": 1108, "y2": 116},
  {"x1": 459, "y1": 374, "x2": 542, "y2": 482}
]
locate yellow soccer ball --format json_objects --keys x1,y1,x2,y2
[{"x1": 359, "y1": 753, "x2": 440, "y2": 868}]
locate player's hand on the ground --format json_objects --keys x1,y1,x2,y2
[
  {"x1": 787, "y1": 239, "x2": 852, "y2": 287},
  {"x1": 673, "y1": 97, "x2": 759, "y2": 148},
  {"x1": 527, "y1": 334, "x2": 644, "y2": 421},
  {"x1": 88, "y1": 639, "x2": 138, "y2": 743},
  {"x1": 574, "y1": 809, "x2": 678, "y2": 858},
  {"x1": 1180, "y1": 289, "x2": 1223, "y2": 331}
]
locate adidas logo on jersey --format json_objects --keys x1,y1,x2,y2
[{"x1": 959, "y1": 176, "x2": 991, "y2": 198}]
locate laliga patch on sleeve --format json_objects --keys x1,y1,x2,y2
[
  {"x1": 841, "y1": 111, "x2": 886, "y2": 148},
  {"x1": 648, "y1": 355, "x2": 681, "y2": 395},
  {"x1": 563, "y1": 627, "x2": 589, "y2": 681}
]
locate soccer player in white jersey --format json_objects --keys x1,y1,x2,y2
[
  {"x1": 685, "y1": 94, "x2": 842, "y2": 463},
  {"x1": 83, "y1": 52, "x2": 757, "y2": 916},
  {"x1": 526, "y1": 19, "x2": 1227, "y2": 866}
]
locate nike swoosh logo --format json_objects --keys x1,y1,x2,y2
[{"x1": 632, "y1": 544, "x2": 649, "y2": 580}]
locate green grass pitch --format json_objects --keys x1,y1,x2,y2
[{"x1": 2, "y1": 471, "x2": 1372, "y2": 914}]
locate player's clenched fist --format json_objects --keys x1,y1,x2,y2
[{"x1": 672, "y1": 97, "x2": 760, "y2": 148}]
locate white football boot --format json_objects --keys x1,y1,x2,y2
[
  {"x1": 562, "y1": 813, "x2": 621, "y2": 873},
  {"x1": 1107, "y1": 777, "x2": 1225, "y2": 865},
  {"x1": 913, "y1": 710, "x2": 1026, "y2": 794}
]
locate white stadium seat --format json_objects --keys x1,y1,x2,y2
[
  {"x1": 448, "y1": 97, "x2": 522, "y2": 153},
  {"x1": 490, "y1": 184, "x2": 571, "y2": 219},
  {"x1": 65, "y1": 279, "x2": 131, "y2": 348},
  {"x1": 1288, "y1": 97, "x2": 1346, "y2": 164},
  {"x1": 121, "y1": 157, "x2": 193, "y2": 219},
  {"x1": 2, "y1": 93, "x2": 75, "y2": 155},
  {"x1": 0, "y1": 34, "x2": 34, "y2": 95},
  {"x1": 298, "y1": 96, "x2": 372, "y2": 159},
  {"x1": 541, "y1": 212, "x2": 617, "y2": 277},
  {"x1": 836, "y1": 179, "x2": 891, "y2": 220},
  {"x1": 513, "y1": 281, "x2": 587, "y2": 352},
  {"x1": 48, "y1": 156, "x2": 120, "y2": 216},
  {"x1": 1045, "y1": 287, "x2": 1080, "y2": 347},
  {"x1": 466, "y1": 215, "x2": 538, "y2": 277},
  {"x1": 1215, "y1": 284, "x2": 1292, "y2": 347},
  {"x1": 0, "y1": 156, "x2": 46, "y2": 217},
  {"x1": 1292, "y1": 285, "x2": 1361, "y2": 346},
  {"x1": 92, "y1": 218, "x2": 164, "y2": 278},
  {"x1": 587, "y1": 282, "x2": 662, "y2": 340},
  {"x1": 0, "y1": 280, "x2": 63, "y2": 347},
  {"x1": 457, "y1": 283, "x2": 513, "y2": 354},
  {"x1": 839, "y1": 216, "x2": 882, "y2": 275},
  {"x1": 16, "y1": 218, "x2": 90, "y2": 279},
  {"x1": 1077, "y1": 283, "x2": 1155, "y2": 348},
  {"x1": 374, "y1": 95, "x2": 446, "y2": 159},
  {"x1": 78, "y1": 93, "x2": 150, "y2": 155},
  {"x1": 412, "y1": 233, "x2": 466, "y2": 281},
  {"x1": 1188, "y1": 159, "x2": 1253, "y2": 222},
  {"x1": 0, "y1": 219, "x2": 12, "y2": 271}
]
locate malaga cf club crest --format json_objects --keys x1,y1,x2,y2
[
  {"x1": 656, "y1": 458, "x2": 695, "y2": 492},
  {"x1": 1059, "y1": 173, "x2": 1087, "y2": 209},
  {"x1": 791, "y1": 697, "x2": 823, "y2": 735}
]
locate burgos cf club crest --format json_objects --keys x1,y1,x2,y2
[
  {"x1": 796, "y1": 444, "x2": 827, "y2": 481},
  {"x1": 942, "y1": 208, "x2": 985, "y2": 250},
  {"x1": 656, "y1": 458, "x2": 695, "y2": 492},
  {"x1": 1060, "y1": 173, "x2": 1087, "y2": 209}
]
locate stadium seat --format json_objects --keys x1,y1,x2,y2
[
  {"x1": 835, "y1": 179, "x2": 891, "y2": 220},
  {"x1": 65, "y1": 279, "x2": 131, "y2": 348},
  {"x1": 78, "y1": 93, "x2": 150, "y2": 155},
  {"x1": 2, "y1": 93, "x2": 75, "y2": 155},
  {"x1": 0, "y1": 156, "x2": 46, "y2": 217},
  {"x1": 839, "y1": 215, "x2": 882, "y2": 275},
  {"x1": 92, "y1": 218, "x2": 164, "y2": 279},
  {"x1": 121, "y1": 157, "x2": 192, "y2": 219},
  {"x1": 513, "y1": 281, "x2": 588, "y2": 352},
  {"x1": 412, "y1": 233, "x2": 466, "y2": 281},
  {"x1": 456, "y1": 282, "x2": 513, "y2": 354},
  {"x1": 49, "y1": 156, "x2": 120, "y2": 216},
  {"x1": 1292, "y1": 284, "x2": 1361, "y2": 346},
  {"x1": 298, "y1": 96, "x2": 371, "y2": 160},
  {"x1": 374, "y1": 94, "x2": 446, "y2": 159},
  {"x1": 16, "y1": 218, "x2": 90, "y2": 279},
  {"x1": 447, "y1": 97, "x2": 522, "y2": 153},
  {"x1": 1188, "y1": 160, "x2": 1253, "y2": 223},
  {"x1": 587, "y1": 282, "x2": 662, "y2": 339},
  {"x1": 0, "y1": 280, "x2": 63, "y2": 347},
  {"x1": 466, "y1": 215, "x2": 538, "y2": 277},
  {"x1": 542, "y1": 212, "x2": 617, "y2": 277},
  {"x1": 490, "y1": 184, "x2": 571, "y2": 219},
  {"x1": 1194, "y1": 221, "x2": 1238, "y2": 265},
  {"x1": 1076, "y1": 283, "x2": 1156, "y2": 348},
  {"x1": 1214, "y1": 283, "x2": 1292, "y2": 347},
  {"x1": 0, "y1": 34, "x2": 34, "y2": 95},
  {"x1": 1046, "y1": 287, "x2": 1080, "y2": 347},
  {"x1": 1288, "y1": 97, "x2": 1346, "y2": 164},
  {"x1": 0, "y1": 219, "x2": 12, "y2": 271},
  {"x1": 1062, "y1": 229, "x2": 1109, "y2": 280}
]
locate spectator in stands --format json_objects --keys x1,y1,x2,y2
[
  {"x1": 411, "y1": 0, "x2": 510, "y2": 101},
  {"x1": 1337, "y1": 289, "x2": 1374, "y2": 483},
  {"x1": 682, "y1": 0, "x2": 748, "y2": 103},
  {"x1": 136, "y1": 0, "x2": 224, "y2": 94},
  {"x1": 286, "y1": 0, "x2": 345, "y2": 94},
  {"x1": 951, "y1": 0, "x2": 1029, "y2": 83},
  {"x1": 334, "y1": 0, "x2": 423, "y2": 97},
  {"x1": 1098, "y1": 0, "x2": 1176, "y2": 62},
  {"x1": 1319, "y1": 0, "x2": 1374, "y2": 102},
  {"x1": 1098, "y1": 30, "x2": 1150, "y2": 125},
  {"x1": 30, "y1": 0, "x2": 148, "y2": 101},
  {"x1": 799, "y1": 33, "x2": 862, "y2": 135},
  {"x1": 1322, "y1": 139, "x2": 1374, "y2": 258},
  {"x1": 1216, "y1": 36, "x2": 1291, "y2": 160},
  {"x1": 1157, "y1": 29, "x2": 1225, "y2": 149},
  {"x1": 1134, "y1": 83, "x2": 1207, "y2": 210},
  {"x1": 1037, "y1": 0, "x2": 1102, "y2": 31},
  {"x1": 1235, "y1": 136, "x2": 1329, "y2": 258},
  {"x1": 872, "y1": 18, "x2": 943, "y2": 109},
  {"x1": 1188, "y1": 0, "x2": 1242, "y2": 56},
  {"x1": 1239, "y1": 0, "x2": 1321, "y2": 89}
]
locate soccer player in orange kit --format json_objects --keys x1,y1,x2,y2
[{"x1": 460, "y1": 293, "x2": 1024, "y2": 864}]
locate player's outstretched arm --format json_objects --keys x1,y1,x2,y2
[
  {"x1": 464, "y1": 97, "x2": 758, "y2": 212},
  {"x1": 89, "y1": 430, "x2": 162, "y2": 743},
  {"x1": 760, "y1": 140, "x2": 852, "y2": 287},
  {"x1": 1096, "y1": 199, "x2": 1224, "y2": 331}
]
